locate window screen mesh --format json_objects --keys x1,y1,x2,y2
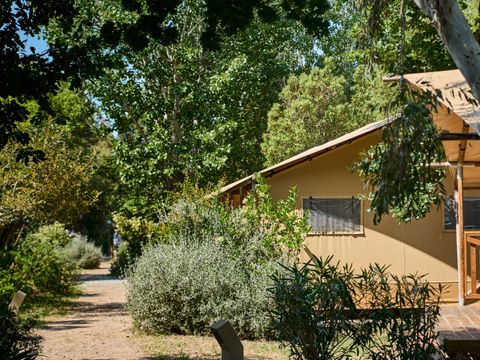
[
  {"x1": 303, "y1": 198, "x2": 361, "y2": 233},
  {"x1": 444, "y1": 197, "x2": 480, "y2": 230}
]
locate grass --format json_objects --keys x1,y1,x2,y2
[
  {"x1": 20, "y1": 284, "x2": 83, "y2": 323},
  {"x1": 138, "y1": 333, "x2": 289, "y2": 360}
]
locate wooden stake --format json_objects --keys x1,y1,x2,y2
[
  {"x1": 455, "y1": 165, "x2": 466, "y2": 305},
  {"x1": 471, "y1": 243, "x2": 477, "y2": 295}
]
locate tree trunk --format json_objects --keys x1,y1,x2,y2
[{"x1": 413, "y1": 0, "x2": 480, "y2": 101}]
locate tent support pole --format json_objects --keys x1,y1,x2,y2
[{"x1": 455, "y1": 165, "x2": 466, "y2": 305}]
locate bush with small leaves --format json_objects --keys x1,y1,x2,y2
[
  {"x1": 109, "y1": 242, "x2": 132, "y2": 277},
  {"x1": 0, "y1": 223, "x2": 78, "y2": 303},
  {"x1": 25, "y1": 222, "x2": 71, "y2": 247},
  {"x1": 61, "y1": 234, "x2": 103, "y2": 269},
  {"x1": 127, "y1": 238, "x2": 276, "y2": 339},
  {"x1": 14, "y1": 234, "x2": 77, "y2": 298},
  {"x1": 125, "y1": 179, "x2": 308, "y2": 339},
  {"x1": 109, "y1": 214, "x2": 159, "y2": 276}
]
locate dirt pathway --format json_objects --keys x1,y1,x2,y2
[{"x1": 37, "y1": 262, "x2": 152, "y2": 360}]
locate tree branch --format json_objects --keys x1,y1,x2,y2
[{"x1": 413, "y1": 0, "x2": 480, "y2": 101}]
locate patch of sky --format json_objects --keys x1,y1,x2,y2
[{"x1": 20, "y1": 31, "x2": 49, "y2": 55}]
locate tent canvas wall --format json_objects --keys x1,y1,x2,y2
[{"x1": 222, "y1": 70, "x2": 480, "y2": 304}]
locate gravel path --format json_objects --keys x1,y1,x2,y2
[{"x1": 37, "y1": 263, "x2": 152, "y2": 360}]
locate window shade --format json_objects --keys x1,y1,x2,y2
[
  {"x1": 303, "y1": 198, "x2": 361, "y2": 233},
  {"x1": 444, "y1": 197, "x2": 480, "y2": 230}
]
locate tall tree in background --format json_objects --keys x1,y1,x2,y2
[
  {"x1": 0, "y1": 84, "x2": 111, "y2": 246},
  {"x1": 261, "y1": 61, "x2": 393, "y2": 166},
  {"x1": 318, "y1": 0, "x2": 456, "y2": 75},
  {"x1": 1, "y1": 0, "x2": 330, "y2": 160},
  {"x1": 53, "y1": 0, "x2": 322, "y2": 217}
]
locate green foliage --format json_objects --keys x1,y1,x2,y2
[
  {"x1": 61, "y1": 234, "x2": 103, "y2": 269},
  {"x1": 321, "y1": 0, "x2": 455, "y2": 75},
  {"x1": 15, "y1": 229, "x2": 77, "y2": 299},
  {"x1": 127, "y1": 240, "x2": 275, "y2": 339},
  {"x1": 109, "y1": 242, "x2": 131, "y2": 277},
  {"x1": 243, "y1": 176, "x2": 310, "y2": 258},
  {"x1": 356, "y1": 86, "x2": 446, "y2": 224},
  {"x1": 109, "y1": 213, "x2": 159, "y2": 276},
  {"x1": 269, "y1": 257, "x2": 357, "y2": 359},
  {"x1": 0, "y1": 304, "x2": 41, "y2": 360},
  {"x1": 64, "y1": 0, "x2": 321, "y2": 217},
  {"x1": 0, "y1": 118, "x2": 100, "y2": 246},
  {"x1": 269, "y1": 256, "x2": 442, "y2": 359},
  {"x1": 126, "y1": 178, "x2": 308, "y2": 339},
  {"x1": 355, "y1": 264, "x2": 442, "y2": 359},
  {"x1": 0, "y1": 224, "x2": 78, "y2": 304},
  {"x1": 159, "y1": 178, "x2": 309, "y2": 261},
  {"x1": 261, "y1": 61, "x2": 393, "y2": 166},
  {"x1": 26, "y1": 222, "x2": 71, "y2": 248}
]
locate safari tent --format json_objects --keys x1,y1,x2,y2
[{"x1": 222, "y1": 69, "x2": 480, "y2": 304}]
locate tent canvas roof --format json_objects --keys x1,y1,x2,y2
[
  {"x1": 399, "y1": 70, "x2": 480, "y2": 188},
  {"x1": 223, "y1": 69, "x2": 480, "y2": 193},
  {"x1": 220, "y1": 116, "x2": 395, "y2": 193}
]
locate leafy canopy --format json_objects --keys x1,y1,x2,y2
[{"x1": 262, "y1": 60, "x2": 393, "y2": 166}]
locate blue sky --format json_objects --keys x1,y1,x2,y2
[{"x1": 22, "y1": 33, "x2": 49, "y2": 54}]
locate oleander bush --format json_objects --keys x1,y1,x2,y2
[
  {"x1": 0, "y1": 304, "x2": 41, "y2": 360},
  {"x1": 61, "y1": 234, "x2": 103, "y2": 269},
  {"x1": 269, "y1": 256, "x2": 442, "y2": 360}
]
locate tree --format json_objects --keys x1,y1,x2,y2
[
  {"x1": 0, "y1": 118, "x2": 100, "y2": 246},
  {"x1": 319, "y1": 0, "x2": 455, "y2": 75},
  {"x1": 412, "y1": 0, "x2": 480, "y2": 101},
  {"x1": 64, "y1": 1, "x2": 321, "y2": 217},
  {"x1": 261, "y1": 61, "x2": 393, "y2": 166},
  {"x1": 1, "y1": 0, "x2": 331, "y2": 160},
  {"x1": 322, "y1": 0, "x2": 480, "y2": 223},
  {"x1": 0, "y1": 0, "x2": 106, "y2": 161}
]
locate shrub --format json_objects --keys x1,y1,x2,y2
[
  {"x1": 0, "y1": 251, "x2": 17, "y2": 305},
  {"x1": 14, "y1": 234, "x2": 77, "y2": 298},
  {"x1": 269, "y1": 256, "x2": 442, "y2": 360},
  {"x1": 0, "y1": 224, "x2": 78, "y2": 303},
  {"x1": 127, "y1": 239, "x2": 277, "y2": 339},
  {"x1": 126, "y1": 179, "x2": 309, "y2": 339},
  {"x1": 269, "y1": 257, "x2": 357, "y2": 359},
  {"x1": 109, "y1": 242, "x2": 132, "y2": 277},
  {"x1": 25, "y1": 222, "x2": 71, "y2": 247},
  {"x1": 0, "y1": 304, "x2": 41, "y2": 359},
  {"x1": 109, "y1": 214, "x2": 159, "y2": 276},
  {"x1": 61, "y1": 234, "x2": 103, "y2": 269}
]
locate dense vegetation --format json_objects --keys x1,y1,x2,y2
[
  {"x1": 270, "y1": 256, "x2": 442, "y2": 359},
  {"x1": 2, "y1": 0, "x2": 480, "y2": 355},
  {"x1": 126, "y1": 179, "x2": 308, "y2": 339}
]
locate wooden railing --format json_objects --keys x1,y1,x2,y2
[{"x1": 464, "y1": 231, "x2": 480, "y2": 299}]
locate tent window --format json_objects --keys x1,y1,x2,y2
[
  {"x1": 303, "y1": 198, "x2": 361, "y2": 233},
  {"x1": 444, "y1": 197, "x2": 480, "y2": 230}
]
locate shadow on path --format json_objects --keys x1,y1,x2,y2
[
  {"x1": 79, "y1": 273, "x2": 120, "y2": 282},
  {"x1": 39, "y1": 319, "x2": 92, "y2": 331},
  {"x1": 67, "y1": 301, "x2": 127, "y2": 318}
]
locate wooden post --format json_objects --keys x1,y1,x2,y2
[
  {"x1": 471, "y1": 243, "x2": 477, "y2": 294},
  {"x1": 9, "y1": 291, "x2": 26, "y2": 315},
  {"x1": 210, "y1": 320, "x2": 244, "y2": 360},
  {"x1": 455, "y1": 165, "x2": 466, "y2": 305}
]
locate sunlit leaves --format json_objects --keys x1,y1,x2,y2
[{"x1": 356, "y1": 88, "x2": 446, "y2": 224}]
